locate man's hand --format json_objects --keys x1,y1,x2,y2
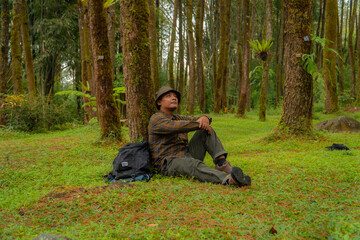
[{"x1": 196, "y1": 116, "x2": 212, "y2": 134}]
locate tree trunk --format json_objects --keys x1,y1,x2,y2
[
  {"x1": 20, "y1": 0, "x2": 36, "y2": 101},
  {"x1": 246, "y1": 0, "x2": 256, "y2": 111},
  {"x1": 11, "y1": 0, "x2": 23, "y2": 95},
  {"x1": 186, "y1": 0, "x2": 196, "y2": 115},
  {"x1": 120, "y1": 0, "x2": 156, "y2": 141},
  {"x1": 214, "y1": 0, "x2": 231, "y2": 113},
  {"x1": 107, "y1": 4, "x2": 116, "y2": 73},
  {"x1": 0, "y1": 0, "x2": 10, "y2": 95},
  {"x1": 259, "y1": 0, "x2": 273, "y2": 121},
  {"x1": 337, "y1": 2, "x2": 345, "y2": 93},
  {"x1": 323, "y1": 0, "x2": 339, "y2": 113},
  {"x1": 278, "y1": 0, "x2": 313, "y2": 135},
  {"x1": 212, "y1": 0, "x2": 219, "y2": 111},
  {"x1": 276, "y1": 0, "x2": 284, "y2": 107},
  {"x1": 148, "y1": 0, "x2": 160, "y2": 92},
  {"x1": 348, "y1": 0, "x2": 357, "y2": 98},
  {"x1": 237, "y1": 0, "x2": 250, "y2": 116},
  {"x1": 195, "y1": 0, "x2": 205, "y2": 112},
  {"x1": 78, "y1": 1, "x2": 92, "y2": 124},
  {"x1": 177, "y1": 0, "x2": 185, "y2": 114},
  {"x1": 237, "y1": 0, "x2": 243, "y2": 112},
  {"x1": 88, "y1": 0, "x2": 121, "y2": 139},
  {"x1": 168, "y1": 0, "x2": 178, "y2": 89}
]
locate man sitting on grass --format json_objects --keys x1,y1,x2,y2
[{"x1": 148, "y1": 86, "x2": 251, "y2": 187}]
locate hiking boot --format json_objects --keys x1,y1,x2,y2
[
  {"x1": 215, "y1": 160, "x2": 232, "y2": 174},
  {"x1": 222, "y1": 167, "x2": 251, "y2": 187}
]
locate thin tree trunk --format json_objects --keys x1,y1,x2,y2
[
  {"x1": 276, "y1": 0, "x2": 284, "y2": 107},
  {"x1": 278, "y1": 0, "x2": 313, "y2": 135},
  {"x1": 149, "y1": 0, "x2": 160, "y2": 92},
  {"x1": 259, "y1": 0, "x2": 273, "y2": 121},
  {"x1": 11, "y1": 0, "x2": 23, "y2": 95},
  {"x1": 237, "y1": 0, "x2": 250, "y2": 116},
  {"x1": 0, "y1": 0, "x2": 10, "y2": 95},
  {"x1": 20, "y1": 0, "x2": 36, "y2": 100},
  {"x1": 107, "y1": 4, "x2": 116, "y2": 73},
  {"x1": 120, "y1": 0, "x2": 155, "y2": 141},
  {"x1": 337, "y1": 0, "x2": 345, "y2": 92},
  {"x1": 168, "y1": 0, "x2": 179, "y2": 89},
  {"x1": 88, "y1": 0, "x2": 121, "y2": 139},
  {"x1": 349, "y1": 0, "x2": 357, "y2": 98},
  {"x1": 195, "y1": 0, "x2": 205, "y2": 112},
  {"x1": 323, "y1": 0, "x2": 339, "y2": 113},
  {"x1": 177, "y1": 0, "x2": 184, "y2": 114},
  {"x1": 186, "y1": 0, "x2": 196, "y2": 115},
  {"x1": 246, "y1": 0, "x2": 256, "y2": 111},
  {"x1": 212, "y1": 0, "x2": 219, "y2": 110},
  {"x1": 237, "y1": 0, "x2": 243, "y2": 112}
]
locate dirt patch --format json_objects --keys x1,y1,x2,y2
[{"x1": 43, "y1": 182, "x2": 131, "y2": 201}]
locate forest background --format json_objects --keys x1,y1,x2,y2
[{"x1": 1, "y1": 0, "x2": 360, "y2": 140}]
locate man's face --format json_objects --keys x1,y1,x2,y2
[{"x1": 157, "y1": 91, "x2": 178, "y2": 111}]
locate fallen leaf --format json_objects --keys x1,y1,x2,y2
[{"x1": 269, "y1": 225, "x2": 278, "y2": 235}]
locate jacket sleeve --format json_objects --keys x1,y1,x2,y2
[{"x1": 149, "y1": 115, "x2": 200, "y2": 135}]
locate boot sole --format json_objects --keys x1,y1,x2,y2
[{"x1": 231, "y1": 167, "x2": 251, "y2": 186}]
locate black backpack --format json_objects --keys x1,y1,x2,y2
[{"x1": 105, "y1": 141, "x2": 153, "y2": 183}]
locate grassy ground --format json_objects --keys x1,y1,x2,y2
[{"x1": 1, "y1": 110, "x2": 359, "y2": 239}]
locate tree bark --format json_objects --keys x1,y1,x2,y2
[
  {"x1": 212, "y1": 0, "x2": 219, "y2": 111},
  {"x1": 186, "y1": 0, "x2": 196, "y2": 115},
  {"x1": 11, "y1": 0, "x2": 23, "y2": 95},
  {"x1": 195, "y1": 0, "x2": 205, "y2": 112},
  {"x1": 337, "y1": 1, "x2": 345, "y2": 93},
  {"x1": 177, "y1": 0, "x2": 185, "y2": 114},
  {"x1": 168, "y1": 0, "x2": 179, "y2": 89},
  {"x1": 88, "y1": 0, "x2": 121, "y2": 139},
  {"x1": 148, "y1": 0, "x2": 160, "y2": 92},
  {"x1": 259, "y1": 0, "x2": 273, "y2": 121},
  {"x1": 323, "y1": 0, "x2": 339, "y2": 113},
  {"x1": 20, "y1": 0, "x2": 36, "y2": 100},
  {"x1": 237, "y1": 0, "x2": 243, "y2": 113},
  {"x1": 120, "y1": 0, "x2": 156, "y2": 141},
  {"x1": 278, "y1": 0, "x2": 313, "y2": 135},
  {"x1": 237, "y1": 0, "x2": 250, "y2": 116},
  {"x1": 348, "y1": 0, "x2": 357, "y2": 98},
  {"x1": 107, "y1": 4, "x2": 116, "y2": 73},
  {"x1": 0, "y1": 0, "x2": 10, "y2": 96},
  {"x1": 276, "y1": 0, "x2": 284, "y2": 107}
]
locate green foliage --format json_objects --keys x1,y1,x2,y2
[
  {"x1": 249, "y1": 39, "x2": 273, "y2": 61},
  {"x1": 338, "y1": 90, "x2": 356, "y2": 107},
  {"x1": 0, "y1": 95, "x2": 79, "y2": 132}
]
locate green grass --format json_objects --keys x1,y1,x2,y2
[{"x1": 1, "y1": 110, "x2": 359, "y2": 239}]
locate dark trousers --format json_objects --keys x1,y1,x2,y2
[{"x1": 160, "y1": 128, "x2": 228, "y2": 184}]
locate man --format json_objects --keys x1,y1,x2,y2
[{"x1": 148, "y1": 86, "x2": 251, "y2": 187}]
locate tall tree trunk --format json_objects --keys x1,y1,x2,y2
[
  {"x1": 88, "y1": 0, "x2": 121, "y2": 139},
  {"x1": 237, "y1": 0, "x2": 243, "y2": 112},
  {"x1": 259, "y1": 0, "x2": 273, "y2": 121},
  {"x1": 78, "y1": 1, "x2": 92, "y2": 124},
  {"x1": 214, "y1": 0, "x2": 231, "y2": 113},
  {"x1": 237, "y1": 0, "x2": 250, "y2": 116},
  {"x1": 337, "y1": 2, "x2": 345, "y2": 93},
  {"x1": 107, "y1": 4, "x2": 116, "y2": 73},
  {"x1": 149, "y1": 0, "x2": 160, "y2": 92},
  {"x1": 120, "y1": 0, "x2": 156, "y2": 141},
  {"x1": 246, "y1": 0, "x2": 256, "y2": 111},
  {"x1": 278, "y1": 0, "x2": 313, "y2": 135},
  {"x1": 323, "y1": 0, "x2": 339, "y2": 113},
  {"x1": 349, "y1": 0, "x2": 357, "y2": 98},
  {"x1": 276, "y1": 0, "x2": 284, "y2": 107},
  {"x1": 195, "y1": 0, "x2": 205, "y2": 112},
  {"x1": 0, "y1": 0, "x2": 10, "y2": 96},
  {"x1": 212, "y1": 0, "x2": 219, "y2": 111},
  {"x1": 20, "y1": 0, "x2": 36, "y2": 101},
  {"x1": 177, "y1": 0, "x2": 185, "y2": 114},
  {"x1": 11, "y1": 0, "x2": 23, "y2": 95},
  {"x1": 186, "y1": 0, "x2": 196, "y2": 115},
  {"x1": 168, "y1": 0, "x2": 179, "y2": 89}
]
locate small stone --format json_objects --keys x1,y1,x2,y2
[{"x1": 33, "y1": 233, "x2": 71, "y2": 240}]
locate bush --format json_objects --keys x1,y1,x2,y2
[{"x1": 0, "y1": 95, "x2": 79, "y2": 132}]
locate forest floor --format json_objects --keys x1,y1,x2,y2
[{"x1": 1, "y1": 110, "x2": 360, "y2": 239}]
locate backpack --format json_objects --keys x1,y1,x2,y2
[{"x1": 105, "y1": 141, "x2": 153, "y2": 183}]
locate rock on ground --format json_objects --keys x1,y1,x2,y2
[
  {"x1": 33, "y1": 234, "x2": 71, "y2": 240},
  {"x1": 314, "y1": 116, "x2": 360, "y2": 133}
]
